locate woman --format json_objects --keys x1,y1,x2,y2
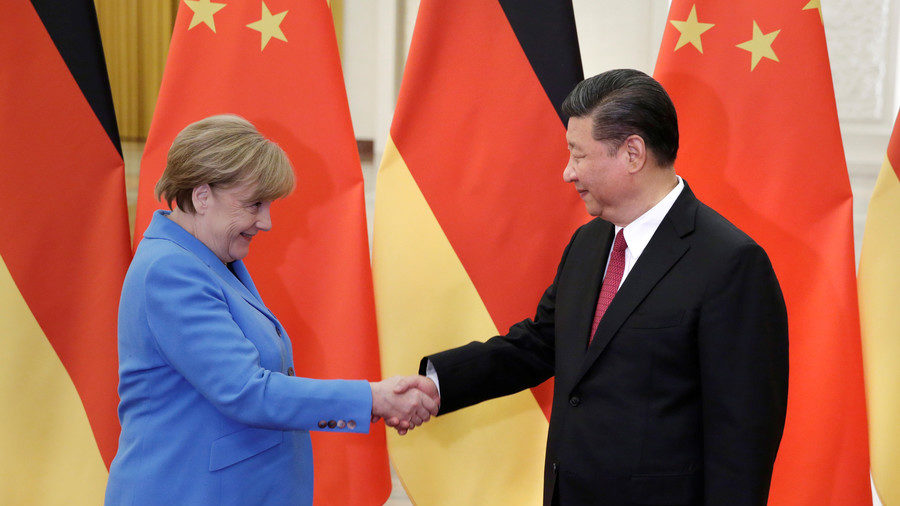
[{"x1": 105, "y1": 115, "x2": 435, "y2": 505}]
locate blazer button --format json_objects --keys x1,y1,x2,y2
[
  {"x1": 286, "y1": 367, "x2": 294, "y2": 376},
  {"x1": 347, "y1": 420, "x2": 357, "y2": 429},
  {"x1": 569, "y1": 396, "x2": 581, "y2": 407},
  {"x1": 337, "y1": 420, "x2": 346, "y2": 429},
  {"x1": 327, "y1": 420, "x2": 337, "y2": 429},
  {"x1": 317, "y1": 420, "x2": 327, "y2": 429}
]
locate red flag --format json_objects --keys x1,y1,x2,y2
[
  {"x1": 133, "y1": 1, "x2": 389, "y2": 504},
  {"x1": 0, "y1": 0, "x2": 130, "y2": 502},
  {"x1": 655, "y1": 1, "x2": 870, "y2": 504}
]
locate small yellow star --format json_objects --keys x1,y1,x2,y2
[
  {"x1": 736, "y1": 21, "x2": 780, "y2": 71},
  {"x1": 670, "y1": 5, "x2": 715, "y2": 53},
  {"x1": 184, "y1": 0, "x2": 226, "y2": 33},
  {"x1": 246, "y1": 1, "x2": 288, "y2": 51},
  {"x1": 803, "y1": 0, "x2": 824, "y2": 24}
]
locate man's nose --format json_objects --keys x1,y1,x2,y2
[{"x1": 562, "y1": 159, "x2": 576, "y2": 183}]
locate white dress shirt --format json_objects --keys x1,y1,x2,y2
[{"x1": 606, "y1": 176, "x2": 684, "y2": 287}]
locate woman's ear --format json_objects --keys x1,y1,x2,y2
[{"x1": 193, "y1": 184, "x2": 211, "y2": 214}]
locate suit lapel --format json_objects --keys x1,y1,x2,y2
[
  {"x1": 569, "y1": 223, "x2": 614, "y2": 360},
  {"x1": 572, "y1": 185, "x2": 699, "y2": 389}
]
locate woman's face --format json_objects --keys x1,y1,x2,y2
[{"x1": 196, "y1": 181, "x2": 273, "y2": 263}]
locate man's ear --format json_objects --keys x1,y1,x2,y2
[
  {"x1": 192, "y1": 184, "x2": 211, "y2": 214},
  {"x1": 623, "y1": 134, "x2": 647, "y2": 173}
]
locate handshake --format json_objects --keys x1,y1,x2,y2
[{"x1": 370, "y1": 375, "x2": 440, "y2": 435}]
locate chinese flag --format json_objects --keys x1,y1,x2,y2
[
  {"x1": 133, "y1": 1, "x2": 389, "y2": 504},
  {"x1": 654, "y1": 2, "x2": 870, "y2": 505},
  {"x1": 0, "y1": 0, "x2": 130, "y2": 503},
  {"x1": 859, "y1": 109, "x2": 900, "y2": 506},
  {"x1": 372, "y1": 0, "x2": 583, "y2": 503}
]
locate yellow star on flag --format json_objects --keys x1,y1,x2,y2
[
  {"x1": 184, "y1": 0, "x2": 226, "y2": 33},
  {"x1": 246, "y1": 1, "x2": 288, "y2": 51},
  {"x1": 736, "y1": 21, "x2": 780, "y2": 71},
  {"x1": 803, "y1": 0, "x2": 824, "y2": 23},
  {"x1": 670, "y1": 5, "x2": 715, "y2": 53}
]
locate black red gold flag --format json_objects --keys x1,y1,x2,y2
[
  {"x1": 373, "y1": 0, "x2": 584, "y2": 503},
  {"x1": 0, "y1": 1, "x2": 130, "y2": 502}
]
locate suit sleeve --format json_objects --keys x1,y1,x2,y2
[
  {"x1": 143, "y1": 255, "x2": 372, "y2": 433},
  {"x1": 420, "y1": 226, "x2": 581, "y2": 415},
  {"x1": 697, "y1": 241, "x2": 789, "y2": 505}
]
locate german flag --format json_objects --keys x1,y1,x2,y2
[
  {"x1": 372, "y1": 0, "x2": 583, "y2": 503},
  {"x1": 859, "y1": 110, "x2": 900, "y2": 506},
  {"x1": 133, "y1": 1, "x2": 389, "y2": 504},
  {"x1": 0, "y1": 1, "x2": 130, "y2": 503},
  {"x1": 654, "y1": 1, "x2": 870, "y2": 504}
]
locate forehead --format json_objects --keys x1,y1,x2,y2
[
  {"x1": 566, "y1": 116, "x2": 595, "y2": 148},
  {"x1": 215, "y1": 180, "x2": 257, "y2": 201}
]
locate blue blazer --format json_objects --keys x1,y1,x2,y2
[{"x1": 105, "y1": 211, "x2": 372, "y2": 505}]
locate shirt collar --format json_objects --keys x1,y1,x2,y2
[{"x1": 615, "y1": 176, "x2": 684, "y2": 258}]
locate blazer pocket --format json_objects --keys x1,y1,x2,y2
[
  {"x1": 624, "y1": 310, "x2": 685, "y2": 330},
  {"x1": 629, "y1": 471, "x2": 700, "y2": 505},
  {"x1": 209, "y1": 427, "x2": 284, "y2": 471}
]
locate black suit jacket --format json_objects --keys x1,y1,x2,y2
[{"x1": 422, "y1": 183, "x2": 788, "y2": 506}]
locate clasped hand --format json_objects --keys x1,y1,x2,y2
[{"x1": 370, "y1": 376, "x2": 440, "y2": 435}]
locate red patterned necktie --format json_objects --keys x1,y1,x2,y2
[{"x1": 589, "y1": 229, "x2": 627, "y2": 344}]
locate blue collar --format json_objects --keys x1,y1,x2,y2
[{"x1": 144, "y1": 210, "x2": 271, "y2": 317}]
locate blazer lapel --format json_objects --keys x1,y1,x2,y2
[
  {"x1": 219, "y1": 260, "x2": 276, "y2": 320},
  {"x1": 144, "y1": 210, "x2": 277, "y2": 321},
  {"x1": 572, "y1": 186, "x2": 699, "y2": 389}
]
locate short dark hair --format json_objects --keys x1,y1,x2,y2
[{"x1": 561, "y1": 69, "x2": 678, "y2": 166}]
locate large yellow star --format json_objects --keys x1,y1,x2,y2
[
  {"x1": 803, "y1": 0, "x2": 823, "y2": 23},
  {"x1": 246, "y1": 1, "x2": 288, "y2": 51},
  {"x1": 184, "y1": 0, "x2": 226, "y2": 33},
  {"x1": 735, "y1": 21, "x2": 780, "y2": 71},
  {"x1": 670, "y1": 5, "x2": 715, "y2": 53}
]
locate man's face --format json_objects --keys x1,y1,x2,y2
[{"x1": 563, "y1": 116, "x2": 631, "y2": 218}]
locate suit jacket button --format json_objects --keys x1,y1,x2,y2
[
  {"x1": 287, "y1": 367, "x2": 294, "y2": 376},
  {"x1": 347, "y1": 420, "x2": 357, "y2": 429},
  {"x1": 337, "y1": 420, "x2": 346, "y2": 429},
  {"x1": 569, "y1": 396, "x2": 581, "y2": 407},
  {"x1": 317, "y1": 420, "x2": 327, "y2": 429},
  {"x1": 327, "y1": 420, "x2": 337, "y2": 429}
]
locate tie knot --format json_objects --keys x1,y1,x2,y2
[{"x1": 613, "y1": 229, "x2": 627, "y2": 253}]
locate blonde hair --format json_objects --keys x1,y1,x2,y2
[{"x1": 155, "y1": 114, "x2": 295, "y2": 213}]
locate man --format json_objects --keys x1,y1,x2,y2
[{"x1": 401, "y1": 69, "x2": 789, "y2": 505}]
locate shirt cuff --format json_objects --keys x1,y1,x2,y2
[{"x1": 425, "y1": 359, "x2": 441, "y2": 397}]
